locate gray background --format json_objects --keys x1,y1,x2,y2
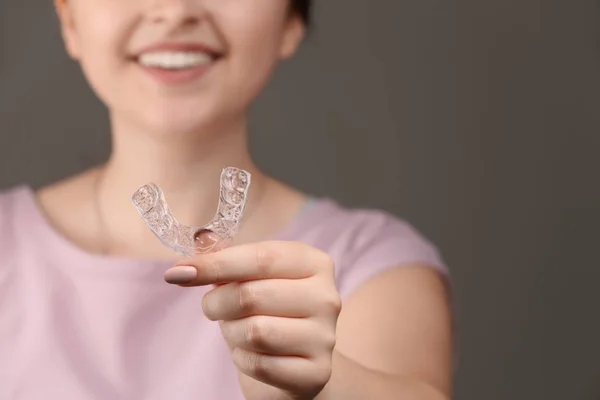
[{"x1": 1, "y1": 1, "x2": 599, "y2": 399}]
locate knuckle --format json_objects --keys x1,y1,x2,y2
[
  {"x1": 242, "y1": 351, "x2": 270, "y2": 380},
  {"x1": 244, "y1": 317, "x2": 270, "y2": 349},
  {"x1": 253, "y1": 356, "x2": 270, "y2": 380},
  {"x1": 323, "y1": 291, "x2": 343, "y2": 315},
  {"x1": 206, "y1": 256, "x2": 222, "y2": 283},
  {"x1": 322, "y1": 330, "x2": 337, "y2": 352},
  {"x1": 312, "y1": 249, "x2": 335, "y2": 275},
  {"x1": 323, "y1": 253, "x2": 336, "y2": 273},
  {"x1": 318, "y1": 365, "x2": 333, "y2": 386},
  {"x1": 255, "y1": 244, "x2": 280, "y2": 276},
  {"x1": 201, "y1": 293, "x2": 217, "y2": 320},
  {"x1": 238, "y1": 282, "x2": 259, "y2": 314},
  {"x1": 308, "y1": 359, "x2": 333, "y2": 390}
]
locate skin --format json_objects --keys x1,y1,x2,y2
[{"x1": 44, "y1": 0, "x2": 453, "y2": 398}]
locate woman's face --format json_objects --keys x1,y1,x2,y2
[{"x1": 56, "y1": 0, "x2": 305, "y2": 136}]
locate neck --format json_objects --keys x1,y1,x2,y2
[{"x1": 95, "y1": 115, "x2": 269, "y2": 258}]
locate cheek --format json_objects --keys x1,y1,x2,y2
[
  {"x1": 214, "y1": 5, "x2": 289, "y2": 108},
  {"x1": 73, "y1": 8, "x2": 131, "y2": 108}
]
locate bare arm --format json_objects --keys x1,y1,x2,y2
[{"x1": 317, "y1": 264, "x2": 453, "y2": 399}]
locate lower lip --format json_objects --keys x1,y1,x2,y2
[{"x1": 137, "y1": 62, "x2": 215, "y2": 85}]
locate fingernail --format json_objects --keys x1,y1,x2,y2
[{"x1": 164, "y1": 266, "x2": 197, "y2": 284}]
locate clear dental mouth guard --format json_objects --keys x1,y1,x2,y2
[{"x1": 131, "y1": 167, "x2": 251, "y2": 257}]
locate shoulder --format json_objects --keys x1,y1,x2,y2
[
  {"x1": 0, "y1": 185, "x2": 32, "y2": 269},
  {"x1": 0, "y1": 185, "x2": 29, "y2": 236},
  {"x1": 285, "y1": 198, "x2": 448, "y2": 298}
]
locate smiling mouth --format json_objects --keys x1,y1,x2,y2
[{"x1": 136, "y1": 51, "x2": 219, "y2": 70}]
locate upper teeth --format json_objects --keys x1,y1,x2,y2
[{"x1": 138, "y1": 52, "x2": 213, "y2": 69}]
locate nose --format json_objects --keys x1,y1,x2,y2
[{"x1": 147, "y1": 0, "x2": 206, "y2": 29}]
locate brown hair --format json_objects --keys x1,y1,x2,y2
[{"x1": 291, "y1": 0, "x2": 312, "y2": 26}]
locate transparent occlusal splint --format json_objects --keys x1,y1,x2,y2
[{"x1": 131, "y1": 167, "x2": 251, "y2": 257}]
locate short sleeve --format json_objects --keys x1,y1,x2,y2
[
  {"x1": 334, "y1": 210, "x2": 448, "y2": 299},
  {"x1": 0, "y1": 187, "x2": 19, "y2": 262},
  {"x1": 0, "y1": 187, "x2": 20, "y2": 296}
]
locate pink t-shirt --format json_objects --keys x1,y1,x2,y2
[{"x1": 0, "y1": 185, "x2": 446, "y2": 399}]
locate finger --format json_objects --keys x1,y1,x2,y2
[
  {"x1": 162, "y1": 231, "x2": 231, "y2": 286},
  {"x1": 195, "y1": 230, "x2": 229, "y2": 287},
  {"x1": 202, "y1": 278, "x2": 341, "y2": 321},
  {"x1": 231, "y1": 347, "x2": 332, "y2": 396},
  {"x1": 170, "y1": 241, "x2": 331, "y2": 286},
  {"x1": 220, "y1": 316, "x2": 335, "y2": 357}
]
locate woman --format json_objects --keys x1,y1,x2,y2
[{"x1": 0, "y1": 1, "x2": 453, "y2": 399}]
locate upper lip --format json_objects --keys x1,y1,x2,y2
[{"x1": 133, "y1": 42, "x2": 223, "y2": 58}]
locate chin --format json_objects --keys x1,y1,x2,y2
[
  {"x1": 137, "y1": 107, "x2": 228, "y2": 139},
  {"x1": 108, "y1": 90, "x2": 248, "y2": 140}
]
